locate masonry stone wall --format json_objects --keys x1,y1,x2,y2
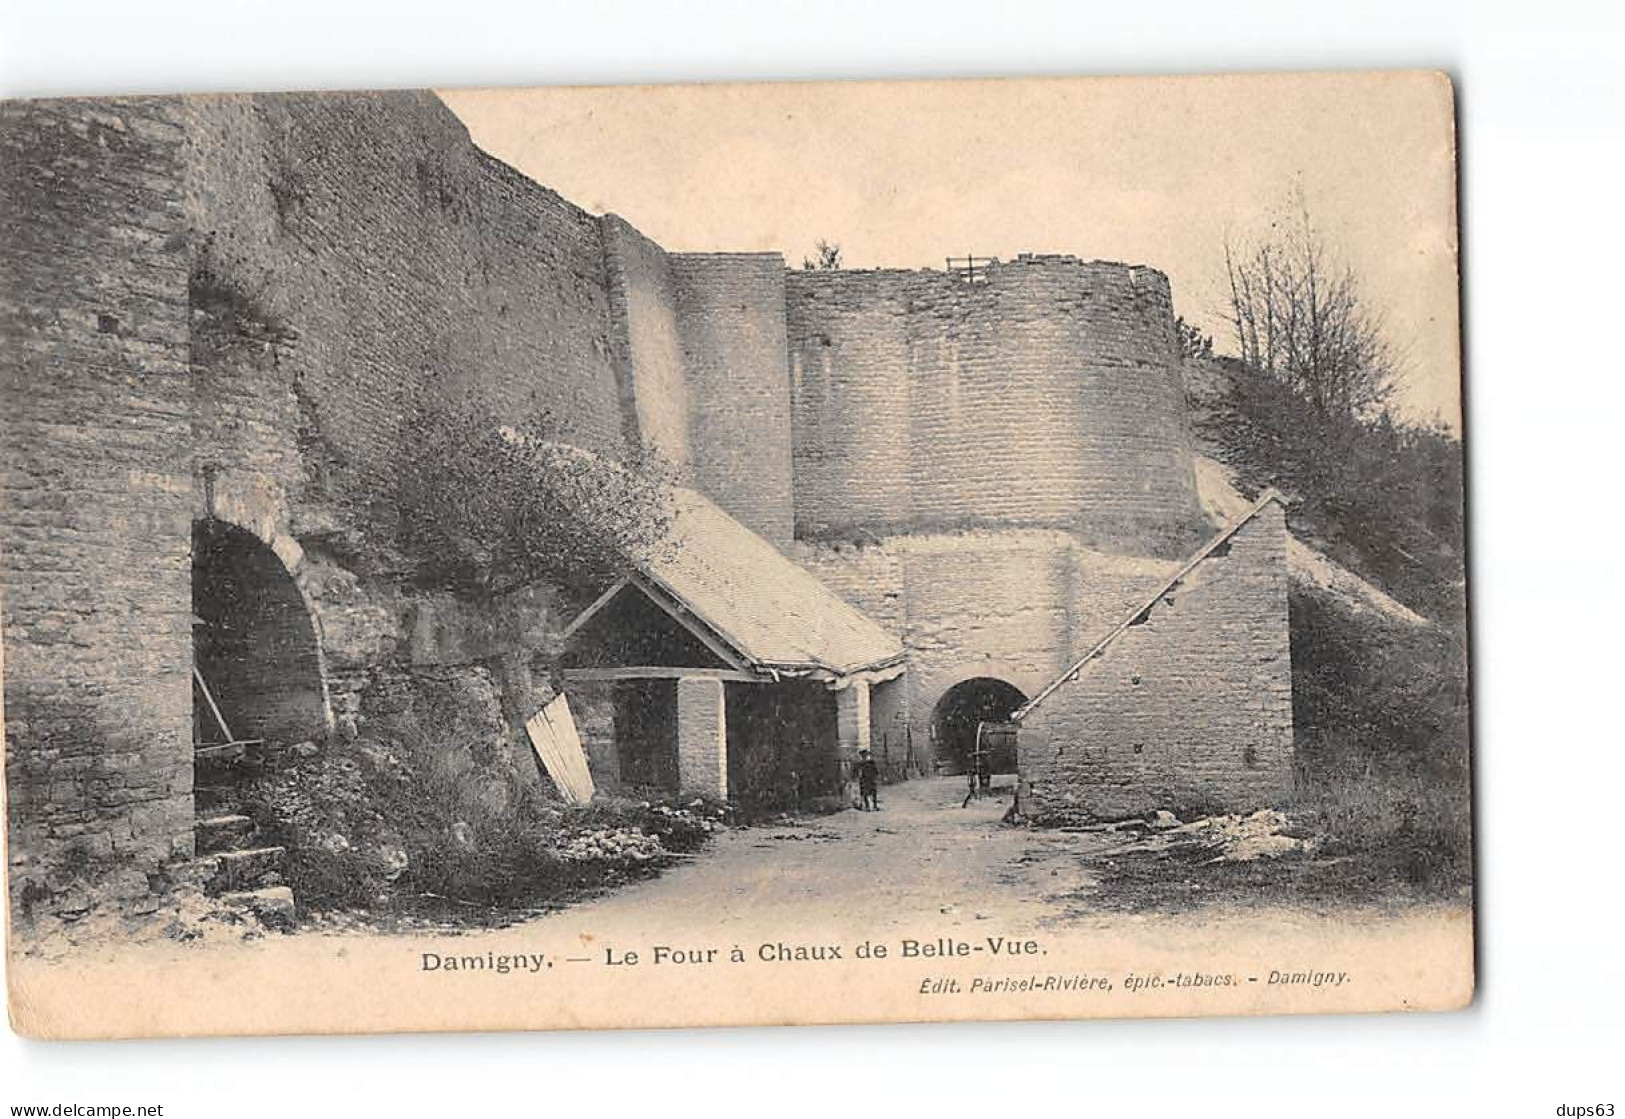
[
  {"x1": 1016, "y1": 503, "x2": 1295, "y2": 819},
  {"x1": 175, "y1": 91, "x2": 645, "y2": 807},
  {"x1": 785, "y1": 258, "x2": 1207, "y2": 558},
  {"x1": 1, "y1": 98, "x2": 198, "y2": 917},
  {"x1": 897, "y1": 532, "x2": 1077, "y2": 751},
  {"x1": 671, "y1": 254, "x2": 794, "y2": 548},
  {"x1": 796, "y1": 530, "x2": 1183, "y2": 773},
  {"x1": 601, "y1": 215, "x2": 690, "y2": 471},
  {"x1": 2, "y1": 91, "x2": 673, "y2": 926},
  {"x1": 180, "y1": 91, "x2": 628, "y2": 512},
  {"x1": 786, "y1": 273, "x2": 914, "y2": 536},
  {"x1": 3, "y1": 89, "x2": 1297, "y2": 929},
  {"x1": 867, "y1": 677, "x2": 913, "y2": 780},
  {"x1": 597, "y1": 231, "x2": 796, "y2": 547},
  {"x1": 676, "y1": 676, "x2": 728, "y2": 800}
]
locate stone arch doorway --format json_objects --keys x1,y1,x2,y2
[
  {"x1": 930, "y1": 677, "x2": 1027, "y2": 775},
  {"x1": 192, "y1": 518, "x2": 329, "y2": 750}
]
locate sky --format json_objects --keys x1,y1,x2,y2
[{"x1": 440, "y1": 72, "x2": 1460, "y2": 428}]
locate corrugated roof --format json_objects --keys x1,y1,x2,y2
[{"x1": 636, "y1": 487, "x2": 904, "y2": 678}]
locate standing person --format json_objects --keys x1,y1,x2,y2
[
  {"x1": 857, "y1": 749, "x2": 881, "y2": 811},
  {"x1": 961, "y1": 737, "x2": 988, "y2": 808},
  {"x1": 961, "y1": 762, "x2": 979, "y2": 808}
]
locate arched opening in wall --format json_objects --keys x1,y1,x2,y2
[
  {"x1": 192, "y1": 520, "x2": 327, "y2": 765},
  {"x1": 930, "y1": 678, "x2": 1027, "y2": 777}
]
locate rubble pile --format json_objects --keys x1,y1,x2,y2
[
  {"x1": 1109, "y1": 809, "x2": 1318, "y2": 864},
  {"x1": 558, "y1": 828, "x2": 666, "y2": 866}
]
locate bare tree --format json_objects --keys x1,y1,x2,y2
[{"x1": 1224, "y1": 192, "x2": 1401, "y2": 421}]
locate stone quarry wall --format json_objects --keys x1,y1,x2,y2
[
  {"x1": 1, "y1": 97, "x2": 198, "y2": 917},
  {"x1": 1016, "y1": 503, "x2": 1294, "y2": 819},
  {"x1": 785, "y1": 258, "x2": 1207, "y2": 558}
]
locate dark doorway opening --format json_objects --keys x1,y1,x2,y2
[
  {"x1": 611, "y1": 680, "x2": 680, "y2": 792},
  {"x1": 192, "y1": 520, "x2": 326, "y2": 754},
  {"x1": 931, "y1": 678, "x2": 1027, "y2": 775},
  {"x1": 725, "y1": 680, "x2": 840, "y2": 813}
]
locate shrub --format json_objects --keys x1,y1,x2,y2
[
  {"x1": 1288, "y1": 586, "x2": 1472, "y2": 894},
  {"x1": 379, "y1": 400, "x2": 676, "y2": 601},
  {"x1": 239, "y1": 722, "x2": 719, "y2": 918},
  {"x1": 1193, "y1": 357, "x2": 1466, "y2": 627}
]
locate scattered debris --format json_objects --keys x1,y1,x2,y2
[
  {"x1": 764, "y1": 829, "x2": 837, "y2": 844},
  {"x1": 559, "y1": 828, "x2": 665, "y2": 865},
  {"x1": 1108, "y1": 809, "x2": 1316, "y2": 864},
  {"x1": 221, "y1": 886, "x2": 298, "y2": 932}
]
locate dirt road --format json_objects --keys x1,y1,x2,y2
[
  {"x1": 558, "y1": 775, "x2": 1111, "y2": 938},
  {"x1": 9, "y1": 775, "x2": 1476, "y2": 1037}
]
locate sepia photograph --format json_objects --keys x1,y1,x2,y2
[
  {"x1": 5, "y1": 1, "x2": 1625, "y2": 1114},
  {"x1": 0, "y1": 69, "x2": 1481, "y2": 1039}
]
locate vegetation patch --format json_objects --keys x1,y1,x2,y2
[{"x1": 235, "y1": 719, "x2": 720, "y2": 927}]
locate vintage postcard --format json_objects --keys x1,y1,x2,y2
[{"x1": 1, "y1": 71, "x2": 1470, "y2": 1038}]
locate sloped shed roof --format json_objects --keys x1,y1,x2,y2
[
  {"x1": 571, "y1": 486, "x2": 904, "y2": 681},
  {"x1": 1013, "y1": 488, "x2": 1283, "y2": 721}
]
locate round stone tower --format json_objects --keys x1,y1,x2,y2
[{"x1": 784, "y1": 255, "x2": 1204, "y2": 559}]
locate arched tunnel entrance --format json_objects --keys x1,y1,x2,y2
[
  {"x1": 192, "y1": 520, "x2": 327, "y2": 752},
  {"x1": 931, "y1": 678, "x2": 1027, "y2": 776}
]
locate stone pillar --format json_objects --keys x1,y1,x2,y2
[
  {"x1": 676, "y1": 676, "x2": 728, "y2": 801},
  {"x1": 836, "y1": 679, "x2": 871, "y2": 754},
  {"x1": 835, "y1": 679, "x2": 871, "y2": 804}
]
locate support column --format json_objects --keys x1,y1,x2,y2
[
  {"x1": 836, "y1": 679, "x2": 871, "y2": 754},
  {"x1": 676, "y1": 676, "x2": 728, "y2": 801},
  {"x1": 835, "y1": 679, "x2": 871, "y2": 805}
]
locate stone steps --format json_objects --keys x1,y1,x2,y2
[
  {"x1": 198, "y1": 844, "x2": 286, "y2": 895},
  {"x1": 218, "y1": 885, "x2": 297, "y2": 931},
  {"x1": 195, "y1": 813, "x2": 258, "y2": 854}
]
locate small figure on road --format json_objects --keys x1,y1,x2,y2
[
  {"x1": 857, "y1": 749, "x2": 881, "y2": 811},
  {"x1": 961, "y1": 747, "x2": 989, "y2": 808},
  {"x1": 961, "y1": 765, "x2": 979, "y2": 808}
]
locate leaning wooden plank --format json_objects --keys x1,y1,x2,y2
[
  {"x1": 525, "y1": 694, "x2": 595, "y2": 805},
  {"x1": 542, "y1": 695, "x2": 596, "y2": 804},
  {"x1": 193, "y1": 665, "x2": 236, "y2": 744}
]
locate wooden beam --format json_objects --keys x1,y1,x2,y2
[
  {"x1": 558, "y1": 577, "x2": 632, "y2": 645},
  {"x1": 192, "y1": 666, "x2": 235, "y2": 744},
  {"x1": 561, "y1": 666, "x2": 766, "y2": 684},
  {"x1": 559, "y1": 572, "x2": 754, "y2": 674},
  {"x1": 625, "y1": 573, "x2": 754, "y2": 672},
  {"x1": 825, "y1": 658, "x2": 908, "y2": 691},
  {"x1": 1012, "y1": 488, "x2": 1282, "y2": 722}
]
